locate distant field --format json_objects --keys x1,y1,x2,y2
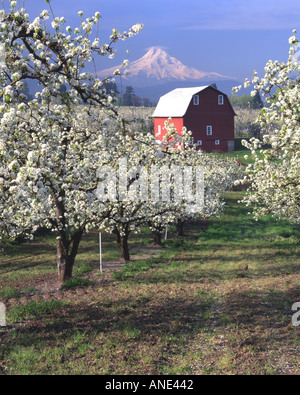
[
  {"x1": 118, "y1": 106, "x2": 155, "y2": 119},
  {"x1": 212, "y1": 149, "x2": 265, "y2": 164},
  {"x1": 0, "y1": 191, "x2": 299, "y2": 375}
]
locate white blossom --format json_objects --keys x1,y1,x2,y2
[{"x1": 234, "y1": 31, "x2": 300, "y2": 223}]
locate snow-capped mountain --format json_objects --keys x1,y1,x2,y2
[
  {"x1": 96, "y1": 46, "x2": 239, "y2": 101},
  {"x1": 97, "y1": 46, "x2": 233, "y2": 84}
]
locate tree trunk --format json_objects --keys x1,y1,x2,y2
[
  {"x1": 114, "y1": 228, "x2": 130, "y2": 263},
  {"x1": 119, "y1": 234, "x2": 130, "y2": 263},
  {"x1": 57, "y1": 230, "x2": 83, "y2": 284},
  {"x1": 153, "y1": 230, "x2": 162, "y2": 246},
  {"x1": 176, "y1": 219, "x2": 185, "y2": 237},
  {"x1": 55, "y1": 193, "x2": 83, "y2": 284},
  {"x1": 57, "y1": 238, "x2": 72, "y2": 284}
]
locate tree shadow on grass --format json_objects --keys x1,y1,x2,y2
[
  {"x1": 0, "y1": 292, "x2": 215, "y2": 368},
  {"x1": 216, "y1": 285, "x2": 300, "y2": 360},
  {"x1": 2, "y1": 281, "x2": 299, "y2": 374}
]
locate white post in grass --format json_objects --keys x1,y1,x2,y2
[
  {"x1": 99, "y1": 233, "x2": 103, "y2": 273},
  {"x1": 164, "y1": 226, "x2": 168, "y2": 240},
  {"x1": 0, "y1": 302, "x2": 6, "y2": 327}
]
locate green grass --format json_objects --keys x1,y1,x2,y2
[
  {"x1": 0, "y1": 287, "x2": 21, "y2": 300},
  {"x1": 111, "y1": 258, "x2": 156, "y2": 281},
  {"x1": 111, "y1": 249, "x2": 179, "y2": 281},
  {"x1": 0, "y1": 191, "x2": 299, "y2": 375},
  {"x1": 61, "y1": 277, "x2": 94, "y2": 290},
  {"x1": 7, "y1": 300, "x2": 65, "y2": 324},
  {"x1": 212, "y1": 149, "x2": 266, "y2": 164},
  {"x1": 73, "y1": 263, "x2": 94, "y2": 277}
]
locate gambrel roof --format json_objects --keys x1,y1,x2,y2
[{"x1": 152, "y1": 86, "x2": 209, "y2": 117}]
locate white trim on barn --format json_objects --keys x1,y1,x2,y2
[{"x1": 152, "y1": 86, "x2": 209, "y2": 118}]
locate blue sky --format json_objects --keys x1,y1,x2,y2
[{"x1": 7, "y1": 0, "x2": 300, "y2": 81}]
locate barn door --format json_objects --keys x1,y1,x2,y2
[{"x1": 227, "y1": 140, "x2": 235, "y2": 152}]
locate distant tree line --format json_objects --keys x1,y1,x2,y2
[
  {"x1": 100, "y1": 82, "x2": 155, "y2": 107},
  {"x1": 23, "y1": 80, "x2": 266, "y2": 110},
  {"x1": 229, "y1": 91, "x2": 264, "y2": 109},
  {"x1": 21, "y1": 80, "x2": 155, "y2": 107},
  {"x1": 121, "y1": 86, "x2": 155, "y2": 107},
  {"x1": 211, "y1": 83, "x2": 264, "y2": 111}
]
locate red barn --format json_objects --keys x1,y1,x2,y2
[{"x1": 153, "y1": 86, "x2": 236, "y2": 153}]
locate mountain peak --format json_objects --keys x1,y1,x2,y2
[
  {"x1": 144, "y1": 46, "x2": 168, "y2": 56},
  {"x1": 96, "y1": 47, "x2": 234, "y2": 86}
]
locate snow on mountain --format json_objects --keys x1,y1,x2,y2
[{"x1": 96, "y1": 46, "x2": 234, "y2": 85}]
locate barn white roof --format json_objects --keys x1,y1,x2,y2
[{"x1": 152, "y1": 86, "x2": 210, "y2": 117}]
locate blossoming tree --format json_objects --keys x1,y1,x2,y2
[
  {"x1": 95, "y1": 118, "x2": 241, "y2": 262},
  {"x1": 156, "y1": 120, "x2": 242, "y2": 237},
  {"x1": 0, "y1": 1, "x2": 143, "y2": 283},
  {"x1": 95, "y1": 126, "x2": 176, "y2": 262},
  {"x1": 234, "y1": 31, "x2": 300, "y2": 224},
  {"x1": 0, "y1": 1, "x2": 242, "y2": 283}
]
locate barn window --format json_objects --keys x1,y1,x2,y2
[
  {"x1": 206, "y1": 125, "x2": 213, "y2": 135},
  {"x1": 215, "y1": 140, "x2": 220, "y2": 145},
  {"x1": 156, "y1": 125, "x2": 161, "y2": 136},
  {"x1": 197, "y1": 140, "x2": 202, "y2": 146},
  {"x1": 218, "y1": 95, "x2": 224, "y2": 105},
  {"x1": 193, "y1": 95, "x2": 199, "y2": 105}
]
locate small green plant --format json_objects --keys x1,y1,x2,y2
[
  {"x1": 163, "y1": 238, "x2": 194, "y2": 251},
  {"x1": 7, "y1": 300, "x2": 63, "y2": 324},
  {"x1": 196, "y1": 290, "x2": 215, "y2": 311},
  {"x1": 22, "y1": 287, "x2": 38, "y2": 294},
  {"x1": 122, "y1": 323, "x2": 141, "y2": 339},
  {"x1": 74, "y1": 263, "x2": 94, "y2": 277},
  {"x1": 0, "y1": 287, "x2": 21, "y2": 300},
  {"x1": 61, "y1": 277, "x2": 94, "y2": 290},
  {"x1": 112, "y1": 260, "x2": 152, "y2": 281},
  {"x1": 112, "y1": 257, "x2": 162, "y2": 281}
]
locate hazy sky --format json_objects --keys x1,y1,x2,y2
[{"x1": 7, "y1": 0, "x2": 300, "y2": 81}]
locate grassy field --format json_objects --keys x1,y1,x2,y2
[
  {"x1": 211, "y1": 149, "x2": 265, "y2": 164},
  {"x1": 0, "y1": 191, "x2": 299, "y2": 375}
]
